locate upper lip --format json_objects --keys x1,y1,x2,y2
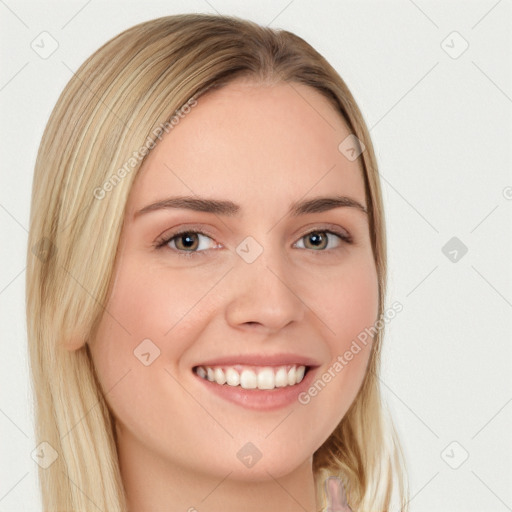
[{"x1": 193, "y1": 353, "x2": 321, "y2": 368}]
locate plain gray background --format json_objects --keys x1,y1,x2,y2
[{"x1": 1, "y1": 1, "x2": 511, "y2": 510}]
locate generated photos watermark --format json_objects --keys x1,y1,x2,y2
[
  {"x1": 298, "y1": 301, "x2": 403, "y2": 405},
  {"x1": 93, "y1": 96, "x2": 198, "y2": 200}
]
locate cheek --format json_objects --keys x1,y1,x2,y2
[
  {"x1": 87, "y1": 257, "x2": 217, "y2": 448},
  {"x1": 327, "y1": 256, "x2": 378, "y2": 373},
  {"x1": 331, "y1": 262, "x2": 379, "y2": 346},
  {"x1": 95, "y1": 257, "x2": 217, "y2": 355},
  {"x1": 87, "y1": 256, "x2": 220, "y2": 408},
  {"x1": 296, "y1": 253, "x2": 378, "y2": 424},
  {"x1": 302, "y1": 251, "x2": 379, "y2": 354}
]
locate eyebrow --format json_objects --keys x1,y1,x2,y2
[{"x1": 134, "y1": 194, "x2": 368, "y2": 218}]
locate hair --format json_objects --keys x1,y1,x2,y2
[{"x1": 26, "y1": 13, "x2": 409, "y2": 512}]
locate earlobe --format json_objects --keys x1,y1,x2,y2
[{"x1": 63, "y1": 336, "x2": 86, "y2": 351}]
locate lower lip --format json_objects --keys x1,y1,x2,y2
[{"x1": 193, "y1": 367, "x2": 318, "y2": 411}]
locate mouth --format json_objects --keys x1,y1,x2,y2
[
  {"x1": 191, "y1": 354, "x2": 321, "y2": 411},
  {"x1": 193, "y1": 363, "x2": 311, "y2": 391}
]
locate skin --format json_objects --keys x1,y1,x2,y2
[{"x1": 85, "y1": 78, "x2": 378, "y2": 512}]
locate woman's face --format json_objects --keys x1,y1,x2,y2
[{"x1": 88, "y1": 78, "x2": 378, "y2": 483}]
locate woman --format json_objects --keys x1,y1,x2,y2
[{"x1": 26, "y1": 13, "x2": 408, "y2": 511}]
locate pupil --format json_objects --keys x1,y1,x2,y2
[
  {"x1": 309, "y1": 232, "x2": 325, "y2": 248},
  {"x1": 181, "y1": 233, "x2": 197, "y2": 249}
]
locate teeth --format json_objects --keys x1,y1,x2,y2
[
  {"x1": 257, "y1": 368, "x2": 274, "y2": 390},
  {"x1": 195, "y1": 364, "x2": 307, "y2": 390},
  {"x1": 214, "y1": 368, "x2": 226, "y2": 385},
  {"x1": 240, "y1": 369, "x2": 257, "y2": 389},
  {"x1": 226, "y1": 367, "x2": 240, "y2": 386},
  {"x1": 275, "y1": 367, "x2": 288, "y2": 387}
]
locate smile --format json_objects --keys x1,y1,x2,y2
[{"x1": 193, "y1": 364, "x2": 307, "y2": 390}]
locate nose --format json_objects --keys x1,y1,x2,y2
[{"x1": 224, "y1": 241, "x2": 306, "y2": 333}]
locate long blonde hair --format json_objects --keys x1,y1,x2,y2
[{"x1": 26, "y1": 13, "x2": 408, "y2": 511}]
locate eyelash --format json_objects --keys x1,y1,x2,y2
[{"x1": 154, "y1": 226, "x2": 353, "y2": 258}]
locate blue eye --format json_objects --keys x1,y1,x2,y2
[{"x1": 155, "y1": 228, "x2": 352, "y2": 258}]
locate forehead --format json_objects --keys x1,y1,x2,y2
[{"x1": 127, "y1": 79, "x2": 366, "y2": 214}]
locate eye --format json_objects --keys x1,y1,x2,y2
[
  {"x1": 155, "y1": 226, "x2": 352, "y2": 258},
  {"x1": 294, "y1": 229, "x2": 351, "y2": 251},
  {"x1": 155, "y1": 230, "x2": 218, "y2": 257}
]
